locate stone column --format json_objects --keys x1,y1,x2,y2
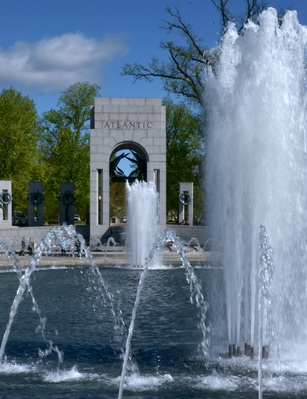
[{"x1": 0, "y1": 181, "x2": 13, "y2": 228}]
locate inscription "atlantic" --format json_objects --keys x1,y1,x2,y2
[{"x1": 103, "y1": 121, "x2": 153, "y2": 129}]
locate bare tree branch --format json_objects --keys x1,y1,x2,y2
[{"x1": 121, "y1": 1, "x2": 275, "y2": 109}]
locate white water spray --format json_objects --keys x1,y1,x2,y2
[
  {"x1": 0, "y1": 225, "x2": 123, "y2": 368},
  {"x1": 126, "y1": 180, "x2": 160, "y2": 266},
  {"x1": 118, "y1": 228, "x2": 210, "y2": 399},
  {"x1": 206, "y1": 8, "x2": 307, "y2": 355}
]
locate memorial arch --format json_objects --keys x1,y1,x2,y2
[{"x1": 90, "y1": 97, "x2": 166, "y2": 241}]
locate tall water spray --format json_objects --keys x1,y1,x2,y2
[
  {"x1": 206, "y1": 8, "x2": 307, "y2": 357},
  {"x1": 126, "y1": 180, "x2": 160, "y2": 266}
]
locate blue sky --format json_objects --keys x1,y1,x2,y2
[{"x1": 1, "y1": 0, "x2": 307, "y2": 115}]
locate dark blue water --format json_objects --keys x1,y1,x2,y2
[{"x1": 0, "y1": 266, "x2": 305, "y2": 398}]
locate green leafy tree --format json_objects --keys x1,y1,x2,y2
[
  {"x1": 0, "y1": 88, "x2": 40, "y2": 210},
  {"x1": 165, "y1": 98, "x2": 204, "y2": 223},
  {"x1": 40, "y1": 82, "x2": 100, "y2": 220},
  {"x1": 110, "y1": 182, "x2": 126, "y2": 221}
]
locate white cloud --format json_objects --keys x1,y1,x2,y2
[{"x1": 0, "y1": 33, "x2": 129, "y2": 92}]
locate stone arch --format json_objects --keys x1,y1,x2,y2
[{"x1": 90, "y1": 97, "x2": 166, "y2": 241}]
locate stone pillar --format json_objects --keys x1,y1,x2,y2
[
  {"x1": 0, "y1": 181, "x2": 13, "y2": 228},
  {"x1": 60, "y1": 182, "x2": 74, "y2": 225},
  {"x1": 28, "y1": 182, "x2": 44, "y2": 226},
  {"x1": 179, "y1": 182, "x2": 194, "y2": 226}
]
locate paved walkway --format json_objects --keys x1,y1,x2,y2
[{"x1": 0, "y1": 247, "x2": 220, "y2": 268}]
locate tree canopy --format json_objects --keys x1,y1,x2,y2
[
  {"x1": 39, "y1": 82, "x2": 100, "y2": 220},
  {"x1": 0, "y1": 88, "x2": 40, "y2": 209},
  {"x1": 165, "y1": 98, "x2": 204, "y2": 222}
]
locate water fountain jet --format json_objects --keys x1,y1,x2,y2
[
  {"x1": 126, "y1": 180, "x2": 160, "y2": 267},
  {"x1": 206, "y1": 4, "x2": 307, "y2": 368}
]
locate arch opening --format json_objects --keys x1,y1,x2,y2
[{"x1": 109, "y1": 142, "x2": 148, "y2": 183}]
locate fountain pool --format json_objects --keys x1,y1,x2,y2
[{"x1": 1, "y1": 265, "x2": 307, "y2": 399}]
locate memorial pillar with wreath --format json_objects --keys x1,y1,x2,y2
[
  {"x1": 179, "y1": 182, "x2": 193, "y2": 225},
  {"x1": 28, "y1": 182, "x2": 44, "y2": 226},
  {"x1": 0, "y1": 180, "x2": 13, "y2": 228},
  {"x1": 60, "y1": 182, "x2": 75, "y2": 225}
]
